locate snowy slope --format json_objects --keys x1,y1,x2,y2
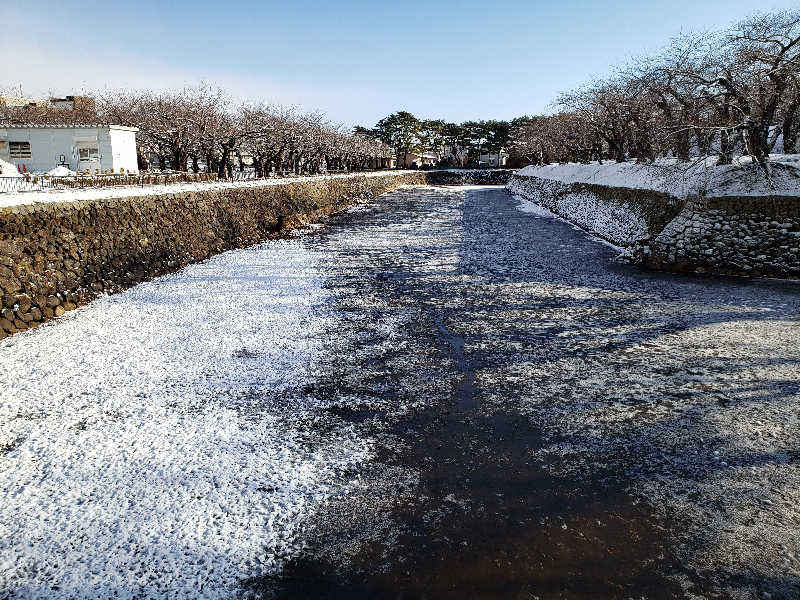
[{"x1": 516, "y1": 155, "x2": 800, "y2": 198}]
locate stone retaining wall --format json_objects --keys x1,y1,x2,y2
[
  {"x1": 507, "y1": 174, "x2": 683, "y2": 247},
  {"x1": 644, "y1": 195, "x2": 800, "y2": 277},
  {"x1": 0, "y1": 172, "x2": 425, "y2": 339},
  {"x1": 426, "y1": 169, "x2": 513, "y2": 186},
  {"x1": 508, "y1": 173, "x2": 800, "y2": 278}
]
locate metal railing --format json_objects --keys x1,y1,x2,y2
[
  {"x1": 0, "y1": 176, "x2": 50, "y2": 193},
  {"x1": 0, "y1": 167, "x2": 399, "y2": 194},
  {"x1": 0, "y1": 172, "x2": 218, "y2": 193}
]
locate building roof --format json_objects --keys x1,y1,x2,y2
[
  {"x1": 0, "y1": 96, "x2": 46, "y2": 107},
  {"x1": 0, "y1": 123, "x2": 138, "y2": 132}
]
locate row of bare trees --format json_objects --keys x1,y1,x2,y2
[
  {"x1": 0, "y1": 84, "x2": 393, "y2": 177},
  {"x1": 509, "y1": 9, "x2": 800, "y2": 174}
]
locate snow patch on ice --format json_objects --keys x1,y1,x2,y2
[{"x1": 514, "y1": 196, "x2": 558, "y2": 218}]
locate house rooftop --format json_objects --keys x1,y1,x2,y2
[{"x1": 0, "y1": 123, "x2": 138, "y2": 132}]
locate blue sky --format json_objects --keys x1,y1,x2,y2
[{"x1": 3, "y1": 0, "x2": 796, "y2": 127}]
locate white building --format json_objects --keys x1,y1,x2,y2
[
  {"x1": 479, "y1": 149, "x2": 509, "y2": 167},
  {"x1": 0, "y1": 124, "x2": 139, "y2": 174},
  {"x1": 400, "y1": 151, "x2": 439, "y2": 168}
]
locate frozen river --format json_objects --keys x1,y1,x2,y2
[{"x1": 1, "y1": 185, "x2": 799, "y2": 599}]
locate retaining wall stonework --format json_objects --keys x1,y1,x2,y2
[
  {"x1": 426, "y1": 169, "x2": 513, "y2": 186},
  {"x1": 644, "y1": 195, "x2": 800, "y2": 277},
  {"x1": 507, "y1": 174, "x2": 683, "y2": 246},
  {"x1": 508, "y1": 173, "x2": 800, "y2": 278},
  {"x1": 0, "y1": 172, "x2": 426, "y2": 338}
]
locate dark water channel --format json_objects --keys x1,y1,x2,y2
[{"x1": 245, "y1": 186, "x2": 800, "y2": 600}]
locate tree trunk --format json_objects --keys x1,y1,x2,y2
[
  {"x1": 718, "y1": 129, "x2": 733, "y2": 166},
  {"x1": 744, "y1": 124, "x2": 771, "y2": 175},
  {"x1": 613, "y1": 143, "x2": 625, "y2": 163},
  {"x1": 137, "y1": 148, "x2": 148, "y2": 171},
  {"x1": 171, "y1": 147, "x2": 186, "y2": 172},
  {"x1": 694, "y1": 128, "x2": 709, "y2": 157},
  {"x1": 675, "y1": 129, "x2": 690, "y2": 162},
  {"x1": 273, "y1": 150, "x2": 282, "y2": 175},
  {"x1": 782, "y1": 102, "x2": 799, "y2": 153},
  {"x1": 217, "y1": 143, "x2": 232, "y2": 178}
]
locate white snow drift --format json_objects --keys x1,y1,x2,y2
[{"x1": 0, "y1": 159, "x2": 21, "y2": 177}]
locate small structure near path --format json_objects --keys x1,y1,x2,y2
[{"x1": 0, "y1": 124, "x2": 139, "y2": 174}]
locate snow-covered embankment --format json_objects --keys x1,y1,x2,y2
[
  {"x1": 0, "y1": 171, "x2": 425, "y2": 339},
  {"x1": 508, "y1": 158, "x2": 800, "y2": 278}
]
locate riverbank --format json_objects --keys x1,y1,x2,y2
[
  {"x1": 0, "y1": 172, "x2": 426, "y2": 339},
  {"x1": 508, "y1": 157, "x2": 800, "y2": 278}
]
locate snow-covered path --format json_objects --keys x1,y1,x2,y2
[
  {"x1": 0, "y1": 239, "x2": 372, "y2": 599},
  {"x1": 0, "y1": 170, "x2": 416, "y2": 208}
]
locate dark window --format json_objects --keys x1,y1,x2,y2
[{"x1": 9, "y1": 141, "x2": 31, "y2": 159}]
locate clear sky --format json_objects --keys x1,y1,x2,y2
[{"x1": 3, "y1": 0, "x2": 796, "y2": 127}]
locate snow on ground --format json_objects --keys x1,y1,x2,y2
[
  {"x1": 467, "y1": 188, "x2": 800, "y2": 596},
  {"x1": 0, "y1": 238, "x2": 373, "y2": 599},
  {"x1": 1, "y1": 184, "x2": 798, "y2": 598},
  {"x1": 0, "y1": 170, "x2": 418, "y2": 209},
  {"x1": 497, "y1": 310, "x2": 800, "y2": 596},
  {"x1": 0, "y1": 159, "x2": 21, "y2": 177},
  {"x1": 516, "y1": 155, "x2": 800, "y2": 198},
  {"x1": 45, "y1": 166, "x2": 76, "y2": 177}
]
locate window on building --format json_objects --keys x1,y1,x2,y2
[
  {"x1": 9, "y1": 142, "x2": 31, "y2": 159},
  {"x1": 78, "y1": 147, "x2": 100, "y2": 160}
]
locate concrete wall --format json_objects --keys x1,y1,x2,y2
[
  {"x1": 0, "y1": 172, "x2": 425, "y2": 338},
  {"x1": 507, "y1": 172, "x2": 800, "y2": 279}
]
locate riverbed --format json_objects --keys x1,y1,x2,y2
[{"x1": 1, "y1": 185, "x2": 798, "y2": 599}]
